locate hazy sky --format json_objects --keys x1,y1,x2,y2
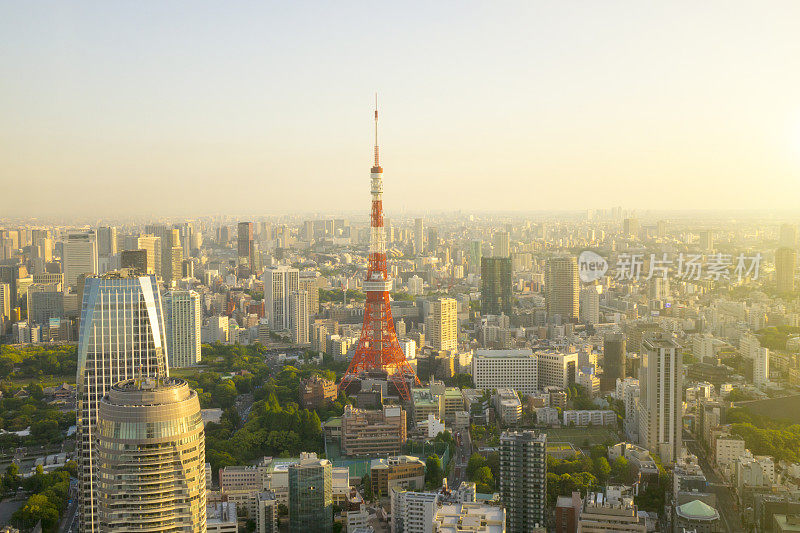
[{"x1": 3, "y1": 1, "x2": 800, "y2": 218}]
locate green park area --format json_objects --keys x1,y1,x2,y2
[{"x1": 544, "y1": 426, "x2": 619, "y2": 448}]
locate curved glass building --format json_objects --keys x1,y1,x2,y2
[
  {"x1": 96, "y1": 377, "x2": 206, "y2": 532},
  {"x1": 76, "y1": 271, "x2": 169, "y2": 532}
]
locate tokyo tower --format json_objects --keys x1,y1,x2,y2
[{"x1": 339, "y1": 99, "x2": 420, "y2": 402}]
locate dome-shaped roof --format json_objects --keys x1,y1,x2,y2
[{"x1": 676, "y1": 499, "x2": 720, "y2": 521}]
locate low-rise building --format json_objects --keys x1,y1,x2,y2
[
  {"x1": 493, "y1": 389, "x2": 522, "y2": 425},
  {"x1": 300, "y1": 374, "x2": 338, "y2": 409},
  {"x1": 370, "y1": 455, "x2": 426, "y2": 497},
  {"x1": 434, "y1": 502, "x2": 506, "y2": 533},
  {"x1": 206, "y1": 501, "x2": 238, "y2": 533},
  {"x1": 341, "y1": 404, "x2": 407, "y2": 457},
  {"x1": 563, "y1": 410, "x2": 616, "y2": 427},
  {"x1": 577, "y1": 486, "x2": 646, "y2": 532}
]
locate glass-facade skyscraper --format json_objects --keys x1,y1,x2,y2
[
  {"x1": 288, "y1": 452, "x2": 333, "y2": 532},
  {"x1": 481, "y1": 257, "x2": 512, "y2": 316},
  {"x1": 76, "y1": 271, "x2": 168, "y2": 532}
]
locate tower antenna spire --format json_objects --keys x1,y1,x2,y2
[{"x1": 373, "y1": 93, "x2": 380, "y2": 168}]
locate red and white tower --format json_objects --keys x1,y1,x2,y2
[{"x1": 339, "y1": 100, "x2": 420, "y2": 401}]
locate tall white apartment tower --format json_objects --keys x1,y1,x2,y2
[
  {"x1": 263, "y1": 266, "x2": 299, "y2": 331},
  {"x1": 63, "y1": 231, "x2": 98, "y2": 289},
  {"x1": 430, "y1": 297, "x2": 458, "y2": 352},
  {"x1": 76, "y1": 271, "x2": 169, "y2": 532},
  {"x1": 96, "y1": 226, "x2": 117, "y2": 258},
  {"x1": 493, "y1": 231, "x2": 510, "y2": 258},
  {"x1": 163, "y1": 289, "x2": 202, "y2": 368},
  {"x1": 290, "y1": 289, "x2": 309, "y2": 345},
  {"x1": 638, "y1": 332, "x2": 682, "y2": 464},
  {"x1": 753, "y1": 347, "x2": 770, "y2": 388}
]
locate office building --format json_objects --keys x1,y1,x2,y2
[
  {"x1": 137, "y1": 234, "x2": 162, "y2": 276},
  {"x1": 623, "y1": 218, "x2": 639, "y2": 239},
  {"x1": 238, "y1": 221, "x2": 255, "y2": 269},
  {"x1": 26, "y1": 283, "x2": 63, "y2": 326},
  {"x1": 499, "y1": 430, "x2": 547, "y2": 532},
  {"x1": 481, "y1": 257, "x2": 512, "y2": 316},
  {"x1": 120, "y1": 249, "x2": 148, "y2": 274},
  {"x1": 165, "y1": 228, "x2": 183, "y2": 284},
  {"x1": 468, "y1": 240, "x2": 482, "y2": 275},
  {"x1": 263, "y1": 266, "x2": 299, "y2": 331},
  {"x1": 63, "y1": 231, "x2": 98, "y2": 289},
  {"x1": 96, "y1": 226, "x2": 117, "y2": 258},
  {"x1": 288, "y1": 452, "x2": 333, "y2": 533},
  {"x1": 546, "y1": 256, "x2": 579, "y2": 323},
  {"x1": 76, "y1": 272, "x2": 169, "y2": 531},
  {"x1": 96, "y1": 377, "x2": 206, "y2": 532},
  {"x1": 430, "y1": 297, "x2": 458, "y2": 352},
  {"x1": 638, "y1": 333, "x2": 682, "y2": 463},
  {"x1": 602, "y1": 333, "x2": 626, "y2": 391},
  {"x1": 341, "y1": 405, "x2": 407, "y2": 457},
  {"x1": 290, "y1": 289, "x2": 309, "y2": 345},
  {"x1": 472, "y1": 349, "x2": 539, "y2": 394},
  {"x1": 370, "y1": 456, "x2": 426, "y2": 497},
  {"x1": 579, "y1": 287, "x2": 600, "y2": 325},
  {"x1": 299, "y1": 274, "x2": 321, "y2": 315},
  {"x1": 0, "y1": 283, "x2": 10, "y2": 324},
  {"x1": 776, "y1": 247, "x2": 796, "y2": 294},
  {"x1": 163, "y1": 289, "x2": 202, "y2": 368},
  {"x1": 414, "y1": 218, "x2": 424, "y2": 255},
  {"x1": 753, "y1": 347, "x2": 770, "y2": 388},
  {"x1": 577, "y1": 487, "x2": 646, "y2": 532},
  {"x1": 537, "y1": 350, "x2": 578, "y2": 389},
  {"x1": 494, "y1": 231, "x2": 510, "y2": 259},
  {"x1": 699, "y1": 230, "x2": 714, "y2": 251}
]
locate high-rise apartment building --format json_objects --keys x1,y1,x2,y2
[
  {"x1": 63, "y1": 231, "x2": 98, "y2": 289},
  {"x1": 546, "y1": 256, "x2": 579, "y2": 323},
  {"x1": 299, "y1": 275, "x2": 320, "y2": 316},
  {"x1": 263, "y1": 266, "x2": 299, "y2": 331},
  {"x1": 493, "y1": 231, "x2": 510, "y2": 258},
  {"x1": 753, "y1": 347, "x2": 770, "y2": 388},
  {"x1": 390, "y1": 487, "x2": 439, "y2": 533},
  {"x1": 76, "y1": 272, "x2": 169, "y2": 531},
  {"x1": 430, "y1": 297, "x2": 458, "y2": 352},
  {"x1": 163, "y1": 289, "x2": 202, "y2": 368},
  {"x1": 638, "y1": 332, "x2": 682, "y2": 463},
  {"x1": 96, "y1": 377, "x2": 206, "y2": 532},
  {"x1": 481, "y1": 257, "x2": 512, "y2": 316},
  {"x1": 623, "y1": 218, "x2": 639, "y2": 239},
  {"x1": 288, "y1": 453, "x2": 333, "y2": 533},
  {"x1": 0, "y1": 283, "x2": 11, "y2": 325},
  {"x1": 776, "y1": 247, "x2": 796, "y2": 294},
  {"x1": 238, "y1": 221, "x2": 255, "y2": 269},
  {"x1": 500, "y1": 430, "x2": 547, "y2": 532},
  {"x1": 290, "y1": 289, "x2": 309, "y2": 345},
  {"x1": 699, "y1": 230, "x2": 713, "y2": 251},
  {"x1": 414, "y1": 218, "x2": 424, "y2": 255}
]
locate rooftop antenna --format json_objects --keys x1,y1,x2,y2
[{"x1": 372, "y1": 93, "x2": 382, "y2": 172}]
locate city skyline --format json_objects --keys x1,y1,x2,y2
[{"x1": 4, "y1": 2, "x2": 800, "y2": 217}]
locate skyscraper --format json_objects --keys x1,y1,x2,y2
[
  {"x1": 289, "y1": 453, "x2": 332, "y2": 533},
  {"x1": 165, "y1": 228, "x2": 183, "y2": 285},
  {"x1": 776, "y1": 247, "x2": 796, "y2": 294},
  {"x1": 136, "y1": 234, "x2": 162, "y2": 277},
  {"x1": 579, "y1": 286, "x2": 600, "y2": 325},
  {"x1": 120, "y1": 249, "x2": 148, "y2": 274},
  {"x1": 468, "y1": 240, "x2": 482, "y2": 275},
  {"x1": 481, "y1": 257, "x2": 512, "y2": 316},
  {"x1": 699, "y1": 230, "x2": 713, "y2": 251},
  {"x1": 638, "y1": 332, "x2": 682, "y2": 463},
  {"x1": 76, "y1": 271, "x2": 169, "y2": 531},
  {"x1": 430, "y1": 297, "x2": 458, "y2": 352},
  {"x1": 493, "y1": 231, "x2": 510, "y2": 258},
  {"x1": 602, "y1": 332, "x2": 626, "y2": 391},
  {"x1": 238, "y1": 221, "x2": 255, "y2": 268},
  {"x1": 779, "y1": 223, "x2": 797, "y2": 248},
  {"x1": 163, "y1": 289, "x2": 202, "y2": 368},
  {"x1": 545, "y1": 256, "x2": 579, "y2": 323},
  {"x1": 96, "y1": 226, "x2": 117, "y2": 258},
  {"x1": 263, "y1": 266, "x2": 299, "y2": 330},
  {"x1": 414, "y1": 218, "x2": 424, "y2": 255},
  {"x1": 500, "y1": 430, "x2": 547, "y2": 532},
  {"x1": 753, "y1": 347, "x2": 770, "y2": 388},
  {"x1": 96, "y1": 377, "x2": 206, "y2": 532},
  {"x1": 623, "y1": 218, "x2": 639, "y2": 239},
  {"x1": 290, "y1": 289, "x2": 309, "y2": 345},
  {"x1": 63, "y1": 231, "x2": 98, "y2": 289}
]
